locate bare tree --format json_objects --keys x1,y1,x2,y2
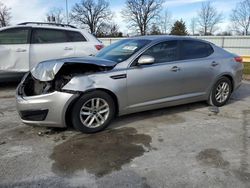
[
  {"x1": 189, "y1": 17, "x2": 197, "y2": 36},
  {"x1": 121, "y1": 0, "x2": 164, "y2": 35},
  {"x1": 96, "y1": 22, "x2": 109, "y2": 36},
  {"x1": 216, "y1": 31, "x2": 232, "y2": 36},
  {"x1": 0, "y1": 2, "x2": 11, "y2": 27},
  {"x1": 110, "y1": 23, "x2": 120, "y2": 36},
  {"x1": 96, "y1": 22, "x2": 122, "y2": 37},
  {"x1": 160, "y1": 9, "x2": 172, "y2": 34},
  {"x1": 230, "y1": 0, "x2": 250, "y2": 35},
  {"x1": 197, "y1": 2, "x2": 223, "y2": 35},
  {"x1": 70, "y1": 0, "x2": 112, "y2": 34},
  {"x1": 46, "y1": 8, "x2": 64, "y2": 24}
]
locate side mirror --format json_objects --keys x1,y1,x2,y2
[{"x1": 137, "y1": 55, "x2": 155, "y2": 65}]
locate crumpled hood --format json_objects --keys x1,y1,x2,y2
[{"x1": 31, "y1": 56, "x2": 117, "y2": 81}]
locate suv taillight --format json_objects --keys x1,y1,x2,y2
[
  {"x1": 95, "y1": 44, "x2": 104, "y2": 51},
  {"x1": 234, "y1": 56, "x2": 243, "y2": 63}
]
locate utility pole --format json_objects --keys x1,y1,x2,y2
[{"x1": 66, "y1": 0, "x2": 69, "y2": 24}]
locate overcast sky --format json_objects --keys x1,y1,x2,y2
[{"x1": 4, "y1": 0, "x2": 243, "y2": 34}]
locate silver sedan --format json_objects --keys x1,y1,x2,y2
[{"x1": 16, "y1": 36, "x2": 244, "y2": 133}]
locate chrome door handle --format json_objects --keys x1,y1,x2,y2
[
  {"x1": 16, "y1": 48, "x2": 27, "y2": 52},
  {"x1": 171, "y1": 66, "x2": 180, "y2": 72},
  {"x1": 211, "y1": 61, "x2": 219, "y2": 67},
  {"x1": 64, "y1": 47, "x2": 73, "y2": 50}
]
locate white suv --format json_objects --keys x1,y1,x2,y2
[{"x1": 0, "y1": 22, "x2": 104, "y2": 82}]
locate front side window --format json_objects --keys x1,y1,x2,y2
[
  {"x1": 142, "y1": 40, "x2": 179, "y2": 63},
  {"x1": 31, "y1": 29, "x2": 68, "y2": 44},
  {"x1": 0, "y1": 28, "x2": 29, "y2": 44},
  {"x1": 180, "y1": 40, "x2": 214, "y2": 60},
  {"x1": 96, "y1": 39, "x2": 151, "y2": 63}
]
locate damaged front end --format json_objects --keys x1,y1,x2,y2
[{"x1": 18, "y1": 57, "x2": 116, "y2": 96}]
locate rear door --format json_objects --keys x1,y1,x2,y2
[
  {"x1": 0, "y1": 27, "x2": 30, "y2": 72},
  {"x1": 178, "y1": 40, "x2": 216, "y2": 95},
  {"x1": 29, "y1": 28, "x2": 75, "y2": 69},
  {"x1": 66, "y1": 30, "x2": 98, "y2": 57}
]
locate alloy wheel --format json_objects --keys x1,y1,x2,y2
[
  {"x1": 215, "y1": 82, "x2": 230, "y2": 103},
  {"x1": 79, "y1": 98, "x2": 110, "y2": 128}
]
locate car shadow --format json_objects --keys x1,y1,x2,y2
[
  {"x1": 109, "y1": 102, "x2": 208, "y2": 130},
  {"x1": 229, "y1": 81, "x2": 250, "y2": 104},
  {"x1": 0, "y1": 82, "x2": 19, "y2": 89},
  {"x1": 110, "y1": 81, "x2": 250, "y2": 130},
  {"x1": 0, "y1": 82, "x2": 19, "y2": 98}
]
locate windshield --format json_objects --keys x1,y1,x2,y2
[{"x1": 96, "y1": 39, "x2": 151, "y2": 63}]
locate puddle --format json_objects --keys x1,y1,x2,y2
[
  {"x1": 196, "y1": 148, "x2": 229, "y2": 168},
  {"x1": 50, "y1": 127, "x2": 152, "y2": 177},
  {"x1": 197, "y1": 110, "x2": 250, "y2": 183},
  {"x1": 158, "y1": 138, "x2": 164, "y2": 142}
]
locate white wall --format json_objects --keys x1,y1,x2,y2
[{"x1": 99, "y1": 36, "x2": 250, "y2": 56}]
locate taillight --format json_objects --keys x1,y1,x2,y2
[
  {"x1": 234, "y1": 56, "x2": 243, "y2": 63},
  {"x1": 95, "y1": 44, "x2": 104, "y2": 51}
]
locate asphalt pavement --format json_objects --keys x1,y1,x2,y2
[{"x1": 0, "y1": 81, "x2": 250, "y2": 188}]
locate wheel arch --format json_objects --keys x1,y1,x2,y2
[
  {"x1": 220, "y1": 74, "x2": 234, "y2": 92},
  {"x1": 64, "y1": 88, "x2": 119, "y2": 127},
  {"x1": 211, "y1": 73, "x2": 235, "y2": 92}
]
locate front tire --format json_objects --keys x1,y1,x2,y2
[
  {"x1": 208, "y1": 77, "x2": 232, "y2": 107},
  {"x1": 71, "y1": 90, "x2": 115, "y2": 133}
]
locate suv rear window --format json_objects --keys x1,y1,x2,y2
[
  {"x1": 0, "y1": 28, "x2": 29, "y2": 44},
  {"x1": 67, "y1": 31, "x2": 86, "y2": 42},
  {"x1": 31, "y1": 28, "x2": 68, "y2": 44},
  {"x1": 180, "y1": 40, "x2": 214, "y2": 60}
]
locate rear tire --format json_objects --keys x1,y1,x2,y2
[
  {"x1": 208, "y1": 77, "x2": 232, "y2": 107},
  {"x1": 71, "y1": 90, "x2": 115, "y2": 133}
]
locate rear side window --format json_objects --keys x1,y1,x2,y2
[
  {"x1": 0, "y1": 28, "x2": 29, "y2": 44},
  {"x1": 31, "y1": 29, "x2": 68, "y2": 44},
  {"x1": 67, "y1": 31, "x2": 87, "y2": 42},
  {"x1": 180, "y1": 40, "x2": 214, "y2": 60},
  {"x1": 142, "y1": 40, "x2": 178, "y2": 63}
]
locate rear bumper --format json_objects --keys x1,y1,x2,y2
[
  {"x1": 233, "y1": 65, "x2": 244, "y2": 91},
  {"x1": 16, "y1": 91, "x2": 78, "y2": 128}
]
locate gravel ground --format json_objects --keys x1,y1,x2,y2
[{"x1": 0, "y1": 81, "x2": 250, "y2": 188}]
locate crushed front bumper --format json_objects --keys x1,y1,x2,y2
[{"x1": 16, "y1": 89, "x2": 78, "y2": 128}]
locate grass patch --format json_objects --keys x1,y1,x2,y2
[{"x1": 244, "y1": 62, "x2": 250, "y2": 75}]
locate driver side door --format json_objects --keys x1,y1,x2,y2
[{"x1": 127, "y1": 40, "x2": 185, "y2": 110}]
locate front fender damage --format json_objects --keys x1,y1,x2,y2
[
  {"x1": 62, "y1": 75, "x2": 96, "y2": 93},
  {"x1": 21, "y1": 61, "x2": 115, "y2": 96}
]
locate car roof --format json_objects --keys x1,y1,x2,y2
[
  {"x1": 130, "y1": 35, "x2": 212, "y2": 44},
  {"x1": 0, "y1": 24, "x2": 84, "y2": 32}
]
